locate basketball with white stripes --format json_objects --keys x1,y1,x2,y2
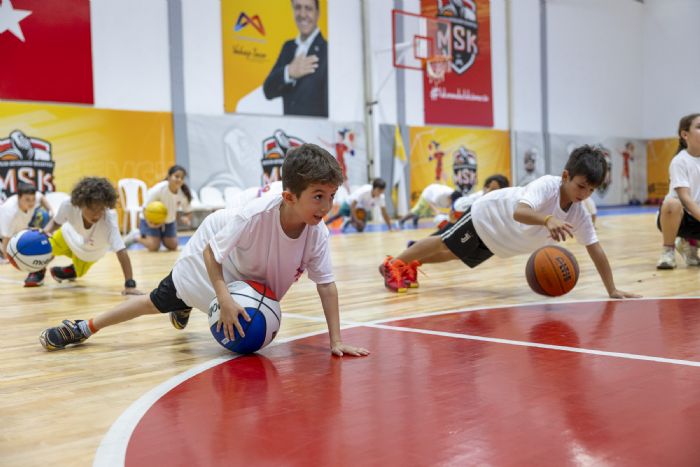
[
  {"x1": 6, "y1": 229, "x2": 53, "y2": 273},
  {"x1": 207, "y1": 280, "x2": 282, "y2": 354},
  {"x1": 525, "y1": 245, "x2": 579, "y2": 297}
]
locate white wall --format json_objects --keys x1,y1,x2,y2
[
  {"x1": 643, "y1": 0, "x2": 700, "y2": 138},
  {"x1": 328, "y1": 0, "x2": 365, "y2": 122},
  {"x1": 182, "y1": 0, "x2": 223, "y2": 115},
  {"x1": 91, "y1": 0, "x2": 171, "y2": 111},
  {"x1": 510, "y1": 0, "x2": 542, "y2": 133},
  {"x1": 546, "y1": 0, "x2": 644, "y2": 138}
]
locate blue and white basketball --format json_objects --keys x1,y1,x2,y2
[
  {"x1": 7, "y1": 229, "x2": 53, "y2": 272},
  {"x1": 207, "y1": 280, "x2": 281, "y2": 354}
]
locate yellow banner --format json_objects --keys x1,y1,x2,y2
[
  {"x1": 408, "y1": 126, "x2": 511, "y2": 204},
  {"x1": 647, "y1": 138, "x2": 677, "y2": 201},
  {"x1": 222, "y1": 0, "x2": 328, "y2": 115},
  {"x1": 0, "y1": 101, "x2": 174, "y2": 192}
]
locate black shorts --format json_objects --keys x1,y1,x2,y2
[
  {"x1": 656, "y1": 207, "x2": 700, "y2": 239},
  {"x1": 440, "y1": 208, "x2": 494, "y2": 268},
  {"x1": 149, "y1": 271, "x2": 193, "y2": 314}
]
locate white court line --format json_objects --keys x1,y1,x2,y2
[
  {"x1": 93, "y1": 328, "x2": 335, "y2": 467},
  {"x1": 365, "y1": 322, "x2": 700, "y2": 368}
]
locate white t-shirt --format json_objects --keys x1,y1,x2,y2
[
  {"x1": 172, "y1": 195, "x2": 334, "y2": 312},
  {"x1": 143, "y1": 180, "x2": 191, "y2": 224},
  {"x1": 54, "y1": 201, "x2": 126, "y2": 262},
  {"x1": 421, "y1": 183, "x2": 454, "y2": 209},
  {"x1": 0, "y1": 193, "x2": 43, "y2": 238},
  {"x1": 471, "y1": 175, "x2": 597, "y2": 258},
  {"x1": 665, "y1": 150, "x2": 700, "y2": 203},
  {"x1": 453, "y1": 190, "x2": 484, "y2": 213},
  {"x1": 348, "y1": 184, "x2": 385, "y2": 210}
]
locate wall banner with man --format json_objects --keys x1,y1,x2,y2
[
  {"x1": 549, "y1": 134, "x2": 648, "y2": 206},
  {"x1": 222, "y1": 0, "x2": 329, "y2": 117},
  {"x1": 187, "y1": 114, "x2": 366, "y2": 193},
  {"x1": 408, "y1": 126, "x2": 510, "y2": 206},
  {"x1": 0, "y1": 102, "x2": 174, "y2": 198},
  {"x1": 420, "y1": 0, "x2": 493, "y2": 127}
]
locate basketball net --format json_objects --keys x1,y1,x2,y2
[{"x1": 425, "y1": 55, "x2": 451, "y2": 85}]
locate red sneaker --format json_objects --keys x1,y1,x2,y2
[
  {"x1": 379, "y1": 256, "x2": 407, "y2": 293},
  {"x1": 403, "y1": 260, "x2": 421, "y2": 288}
]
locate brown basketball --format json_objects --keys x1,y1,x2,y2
[
  {"x1": 354, "y1": 208, "x2": 367, "y2": 221},
  {"x1": 525, "y1": 245, "x2": 579, "y2": 297}
]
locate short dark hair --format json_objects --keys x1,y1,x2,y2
[
  {"x1": 282, "y1": 144, "x2": 343, "y2": 197},
  {"x1": 564, "y1": 145, "x2": 608, "y2": 187},
  {"x1": 483, "y1": 174, "x2": 510, "y2": 189},
  {"x1": 678, "y1": 113, "x2": 700, "y2": 153},
  {"x1": 372, "y1": 178, "x2": 387, "y2": 190},
  {"x1": 17, "y1": 182, "x2": 37, "y2": 197},
  {"x1": 71, "y1": 177, "x2": 118, "y2": 209}
]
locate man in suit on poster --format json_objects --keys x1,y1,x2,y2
[{"x1": 263, "y1": 0, "x2": 328, "y2": 117}]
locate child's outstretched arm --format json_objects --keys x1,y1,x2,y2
[
  {"x1": 316, "y1": 282, "x2": 370, "y2": 357},
  {"x1": 514, "y1": 202, "x2": 574, "y2": 242},
  {"x1": 586, "y1": 242, "x2": 640, "y2": 299},
  {"x1": 115, "y1": 249, "x2": 143, "y2": 296}
]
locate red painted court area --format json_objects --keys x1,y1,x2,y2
[{"x1": 123, "y1": 299, "x2": 700, "y2": 466}]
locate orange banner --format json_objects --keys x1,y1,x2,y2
[
  {"x1": 408, "y1": 126, "x2": 510, "y2": 204},
  {"x1": 647, "y1": 138, "x2": 677, "y2": 201},
  {"x1": 222, "y1": 0, "x2": 328, "y2": 116}
]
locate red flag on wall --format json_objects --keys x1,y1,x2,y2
[{"x1": 0, "y1": 0, "x2": 94, "y2": 104}]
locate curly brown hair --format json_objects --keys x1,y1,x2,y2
[{"x1": 70, "y1": 177, "x2": 118, "y2": 209}]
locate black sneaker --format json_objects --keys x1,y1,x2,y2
[
  {"x1": 170, "y1": 309, "x2": 192, "y2": 330},
  {"x1": 51, "y1": 265, "x2": 77, "y2": 282},
  {"x1": 24, "y1": 268, "x2": 46, "y2": 287},
  {"x1": 39, "y1": 320, "x2": 88, "y2": 351}
]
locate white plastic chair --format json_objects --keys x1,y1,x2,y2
[
  {"x1": 44, "y1": 191, "x2": 71, "y2": 213},
  {"x1": 199, "y1": 186, "x2": 226, "y2": 210},
  {"x1": 118, "y1": 178, "x2": 147, "y2": 233}
]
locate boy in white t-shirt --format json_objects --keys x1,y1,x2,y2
[
  {"x1": 40, "y1": 144, "x2": 370, "y2": 357},
  {"x1": 379, "y1": 145, "x2": 639, "y2": 299},
  {"x1": 0, "y1": 183, "x2": 54, "y2": 269},
  {"x1": 656, "y1": 113, "x2": 700, "y2": 269},
  {"x1": 28, "y1": 177, "x2": 142, "y2": 292},
  {"x1": 325, "y1": 178, "x2": 394, "y2": 232}
]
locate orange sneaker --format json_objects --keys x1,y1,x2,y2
[
  {"x1": 379, "y1": 256, "x2": 407, "y2": 293},
  {"x1": 403, "y1": 260, "x2": 421, "y2": 288}
]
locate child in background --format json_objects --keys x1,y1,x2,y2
[
  {"x1": 398, "y1": 183, "x2": 460, "y2": 230},
  {"x1": 28, "y1": 177, "x2": 141, "y2": 293},
  {"x1": 40, "y1": 144, "x2": 369, "y2": 357},
  {"x1": 325, "y1": 178, "x2": 394, "y2": 232},
  {"x1": 656, "y1": 113, "x2": 700, "y2": 269},
  {"x1": 125, "y1": 165, "x2": 192, "y2": 252},
  {"x1": 0, "y1": 183, "x2": 54, "y2": 272}
]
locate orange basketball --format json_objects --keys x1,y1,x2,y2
[
  {"x1": 525, "y1": 245, "x2": 579, "y2": 297},
  {"x1": 354, "y1": 208, "x2": 367, "y2": 221}
]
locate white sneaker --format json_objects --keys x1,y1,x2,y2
[
  {"x1": 675, "y1": 238, "x2": 700, "y2": 266},
  {"x1": 656, "y1": 248, "x2": 677, "y2": 269},
  {"x1": 123, "y1": 229, "x2": 142, "y2": 248}
]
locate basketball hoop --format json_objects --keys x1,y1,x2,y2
[{"x1": 425, "y1": 55, "x2": 451, "y2": 85}]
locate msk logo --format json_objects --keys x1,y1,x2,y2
[{"x1": 234, "y1": 12, "x2": 265, "y2": 35}]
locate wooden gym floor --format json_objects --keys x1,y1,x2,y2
[{"x1": 4, "y1": 210, "x2": 700, "y2": 466}]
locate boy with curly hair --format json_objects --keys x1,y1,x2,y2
[{"x1": 27, "y1": 177, "x2": 140, "y2": 294}]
